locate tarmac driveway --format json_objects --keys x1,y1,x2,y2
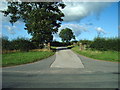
[
  {"x1": 2, "y1": 47, "x2": 119, "y2": 88},
  {"x1": 51, "y1": 47, "x2": 84, "y2": 68}
]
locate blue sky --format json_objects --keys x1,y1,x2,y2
[
  {"x1": 1, "y1": 2, "x2": 118, "y2": 41},
  {"x1": 77, "y1": 2, "x2": 118, "y2": 40}
]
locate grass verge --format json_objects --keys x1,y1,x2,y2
[
  {"x1": 67, "y1": 45, "x2": 74, "y2": 49},
  {"x1": 2, "y1": 51, "x2": 55, "y2": 67},
  {"x1": 50, "y1": 46, "x2": 57, "y2": 52},
  {"x1": 72, "y1": 46, "x2": 119, "y2": 62}
]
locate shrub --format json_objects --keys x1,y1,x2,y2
[
  {"x1": 2, "y1": 37, "x2": 11, "y2": 50},
  {"x1": 90, "y1": 37, "x2": 119, "y2": 51},
  {"x1": 79, "y1": 40, "x2": 93, "y2": 49},
  {"x1": 2, "y1": 37, "x2": 36, "y2": 52},
  {"x1": 11, "y1": 38, "x2": 35, "y2": 52}
]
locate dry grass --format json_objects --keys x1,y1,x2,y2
[
  {"x1": 2, "y1": 49, "x2": 51, "y2": 54},
  {"x1": 30, "y1": 49, "x2": 50, "y2": 52},
  {"x1": 2, "y1": 50, "x2": 20, "y2": 54}
]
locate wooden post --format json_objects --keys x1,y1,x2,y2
[
  {"x1": 83, "y1": 44, "x2": 86, "y2": 50},
  {"x1": 48, "y1": 42, "x2": 50, "y2": 50},
  {"x1": 79, "y1": 43, "x2": 82, "y2": 50}
]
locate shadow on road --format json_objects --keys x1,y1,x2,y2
[{"x1": 56, "y1": 46, "x2": 74, "y2": 51}]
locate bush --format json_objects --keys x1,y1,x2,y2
[
  {"x1": 2, "y1": 37, "x2": 11, "y2": 50},
  {"x1": 2, "y1": 37, "x2": 36, "y2": 52},
  {"x1": 90, "y1": 37, "x2": 119, "y2": 51},
  {"x1": 11, "y1": 38, "x2": 35, "y2": 52},
  {"x1": 78, "y1": 40, "x2": 93, "y2": 49}
]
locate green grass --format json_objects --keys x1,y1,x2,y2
[
  {"x1": 72, "y1": 46, "x2": 119, "y2": 62},
  {"x1": 2, "y1": 51, "x2": 55, "y2": 67}
]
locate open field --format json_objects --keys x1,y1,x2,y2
[
  {"x1": 2, "y1": 51, "x2": 55, "y2": 67},
  {"x1": 72, "y1": 46, "x2": 119, "y2": 62}
]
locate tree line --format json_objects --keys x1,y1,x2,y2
[
  {"x1": 2, "y1": 37, "x2": 36, "y2": 52},
  {"x1": 2, "y1": 36, "x2": 119, "y2": 52},
  {"x1": 79, "y1": 37, "x2": 119, "y2": 51}
]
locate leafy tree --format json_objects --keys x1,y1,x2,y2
[
  {"x1": 59, "y1": 28, "x2": 75, "y2": 42},
  {"x1": 2, "y1": 2, "x2": 65, "y2": 48}
]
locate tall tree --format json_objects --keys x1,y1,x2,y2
[
  {"x1": 59, "y1": 28, "x2": 75, "y2": 42},
  {"x1": 2, "y1": 2, "x2": 65, "y2": 47}
]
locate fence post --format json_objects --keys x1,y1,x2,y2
[
  {"x1": 48, "y1": 42, "x2": 50, "y2": 50},
  {"x1": 83, "y1": 44, "x2": 86, "y2": 50},
  {"x1": 80, "y1": 43, "x2": 82, "y2": 50}
]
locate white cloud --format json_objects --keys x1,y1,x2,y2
[
  {"x1": 0, "y1": 1, "x2": 23, "y2": 24},
  {"x1": 4, "y1": 25, "x2": 16, "y2": 34},
  {"x1": 95, "y1": 27, "x2": 106, "y2": 34},
  {"x1": 53, "y1": 24, "x2": 108, "y2": 41},
  {"x1": 0, "y1": 0, "x2": 8, "y2": 11},
  {"x1": 0, "y1": 1, "x2": 10, "y2": 24},
  {"x1": 58, "y1": 24, "x2": 88, "y2": 36},
  {"x1": 1, "y1": 1, "x2": 111, "y2": 24},
  {"x1": 1, "y1": 13, "x2": 11, "y2": 24},
  {"x1": 53, "y1": 23, "x2": 89, "y2": 40},
  {"x1": 61, "y1": 2, "x2": 111, "y2": 22}
]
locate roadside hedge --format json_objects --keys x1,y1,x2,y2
[
  {"x1": 90, "y1": 37, "x2": 119, "y2": 51},
  {"x1": 2, "y1": 37, "x2": 36, "y2": 52}
]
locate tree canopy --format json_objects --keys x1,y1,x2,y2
[
  {"x1": 2, "y1": 2, "x2": 65, "y2": 47},
  {"x1": 59, "y1": 28, "x2": 75, "y2": 42}
]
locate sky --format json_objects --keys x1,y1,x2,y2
[{"x1": 0, "y1": 1, "x2": 119, "y2": 42}]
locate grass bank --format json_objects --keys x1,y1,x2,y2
[
  {"x1": 72, "y1": 46, "x2": 119, "y2": 62},
  {"x1": 2, "y1": 51, "x2": 55, "y2": 67}
]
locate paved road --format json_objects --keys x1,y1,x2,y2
[
  {"x1": 2, "y1": 47, "x2": 119, "y2": 88},
  {"x1": 51, "y1": 48, "x2": 84, "y2": 68}
]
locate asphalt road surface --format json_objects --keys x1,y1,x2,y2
[
  {"x1": 2, "y1": 47, "x2": 119, "y2": 88},
  {"x1": 51, "y1": 47, "x2": 84, "y2": 68}
]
